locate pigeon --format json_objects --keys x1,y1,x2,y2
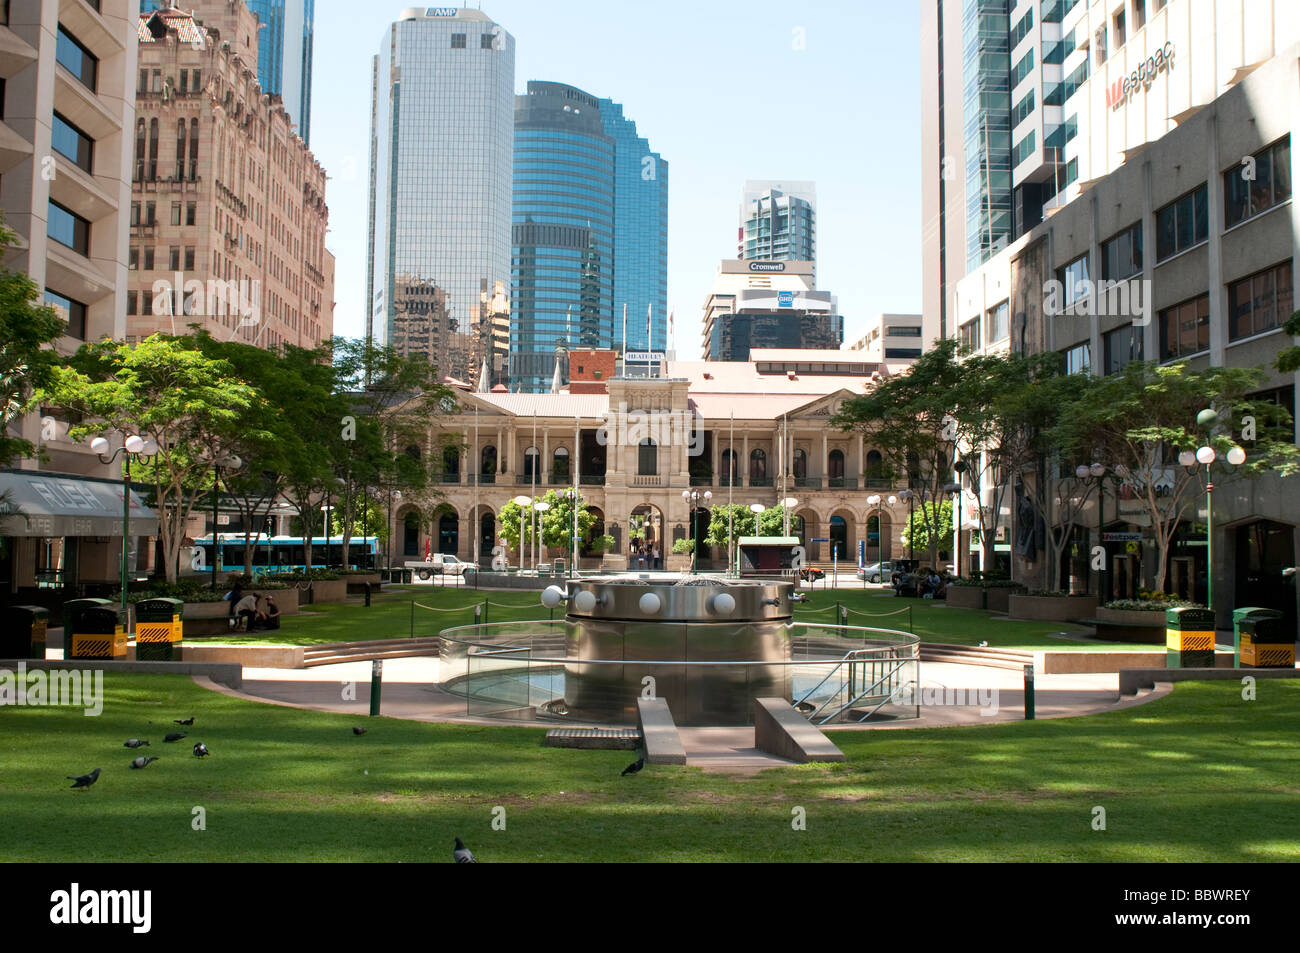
[
  {"x1": 453, "y1": 837, "x2": 477, "y2": 864},
  {"x1": 794, "y1": 700, "x2": 815, "y2": 713},
  {"x1": 977, "y1": 640, "x2": 989, "y2": 648},
  {"x1": 163, "y1": 732, "x2": 187, "y2": 743},
  {"x1": 621, "y1": 758, "x2": 644, "y2": 777},
  {"x1": 124, "y1": 739, "x2": 150, "y2": 748},
  {"x1": 67, "y1": 768, "x2": 101, "y2": 790},
  {"x1": 352, "y1": 726, "x2": 366, "y2": 735},
  {"x1": 130, "y1": 756, "x2": 159, "y2": 770},
  {"x1": 193, "y1": 743, "x2": 210, "y2": 758},
  {"x1": 174, "y1": 717, "x2": 194, "y2": 726}
]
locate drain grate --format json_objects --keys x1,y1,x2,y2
[{"x1": 544, "y1": 728, "x2": 642, "y2": 750}]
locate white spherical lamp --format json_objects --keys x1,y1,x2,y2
[
  {"x1": 572, "y1": 590, "x2": 598, "y2": 613},
  {"x1": 1227, "y1": 446, "x2": 1246, "y2": 466},
  {"x1": 124, "y1": 434, "x2": 145, "y2": 454},
  {"x1": 709, "y1": 592, "x2": 736, "y2": 616},
  {"x1": 89, "y1": 436, "x2": 109, "y2": 455},
  {"x1": 1196, "y1": 446, "x2": 1216, "y2": 466},
  {"x1": 638, "y1": 592, "x2": 662, "y2": 615},
  {"x1": 541, "y1": 585, "x2": 566, "y2": 609}
]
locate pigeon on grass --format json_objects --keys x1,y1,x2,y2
[
  {"x1": 353, "y1": 727, "x2": 367, "y2": 735},
  {"x1": 130, "y1": 757, "x2": 160, "y2": 770},
  {"x1": 621, "y1": 758, "x2": 645, "y2": 777},
  {"x1": 124, "y1": 739, "x2": 150, "y2": 748},
  {"x1": 193, "y1": 743, "x2": 210, "y2": 758},
  {"x1": 67, "y1": 768, "x2": 101, "y2": 789},
  {"x1": 164, "y1": 732, "x2": 187, "y2": 743},
  {"x1": 174, "y1": 717, "x2": 195, "y2": 726},
  {"x1": 453, "y1": 837, "x2": 477, "y2": 863}
]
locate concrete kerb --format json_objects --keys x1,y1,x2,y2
[
  {"x1": 1119, "y1": 666, "x2": 1300, "y2": 696},
  {"x1": 635, "y1": 697, "x2": 687, "y2": 764},
  {"x1": 754, "y1": 697, "x2": 844, "y2": 763},
  {"x1": 1, "y1": 658, "x2": 243, "y2": 690}
]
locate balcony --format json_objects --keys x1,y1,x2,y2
[
  {"x1": 467, "y1": 473, "x2": 495, "y2": 485},
  {"x1": 689, "y1": 472, "x2": 713, "y2": 486},
  {"x1": 717, "y1": 476, "x2": 743, "y2": 487},
  {"x1": 749, "y1": 476, "x2": 774, "y2": 488},
  {"x1": 549, "y1": 473, "x2": 571, "y2": 485},
  {"x1": 632, "y1": 474, "x2": 662, "y2": 487},
  {"x1": 795, "y1": 477, "x2": 821, "y2": 489},
  {"x1": 439, "y1": 474, "x2": 461, "y2": 485},
  {"x1": 828, "y1": 477, "x2": 857, "y2": 489},
  {"x1": 580, "y1": 474, "x2": 604, "y2": 486}
]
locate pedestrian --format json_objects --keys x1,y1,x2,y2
[
  {"x1": 223, "y1": 581, "x2": 244, "y2": 628},
  {"x1": 652, "y1": 545, "x2": 661, "y2": 570}
]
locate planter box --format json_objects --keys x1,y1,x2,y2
[
  {"x1": 1008, "y1": 593, "x2": 1097, "y2": 622},
  {"x1": 1096, "y1": 607, "x2": 1172, "y2": 627},
  {"x1": 666, "y1": 554, "x2": 693, "y2": 572},
  {"x1": 1091, "y1": 606, "x2": 1169, "y2": 643},
  {"x1": 984, "y1": 588, "x2": 1022, "y2": 613},
  {"x1": 306, "y1": 578, "x2": 348, "y2": 603},
  {"x1": 945, "y1": 587, "x2": 986, "y2": 610},
  {"x1": 345, "y1": 572, "x2": 382, "y2": 595},
  {"x1": 179, "y1": 587, "x2": 299, "y2": 636}
]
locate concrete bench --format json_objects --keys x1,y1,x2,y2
[
  {"x1": 1119, "y1": 666, "x2": 1300, "y2": 696},
  {"x1": 754, "y1": 697, "x2": 844, "y2": 763},
  {"x1": 635, "y1": 697, "x2": 687, "y2": 765}
]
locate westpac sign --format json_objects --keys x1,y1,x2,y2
[{"x1": 1106, "y1": 42, "x2": 1174, "y2": 109}]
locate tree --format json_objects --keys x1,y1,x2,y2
[
  {"x1": 1054, "y1": 361, "x2": 1299, "y2": 594},
  {"x1": 832, "y1": 339, "x2": 965, "y2": 566},
  {"x1": 902, "y1": 500, "x2": 952, "y2": 563},
  {"x1": 0, "y1": 222, "x2": 66, "y2": 467},
  {"x1": 704, "y1": 504, "x2": 790, "y2": 568},
  {"x1": 1277, "y1": 309, "x2": 1300, "y2": 374},
  {"x1": 45, "y1": 335, "x2": 261, "y2": 583},
  {"x1": 498, "y1": 489, "x2": 597, "y2": 555}
]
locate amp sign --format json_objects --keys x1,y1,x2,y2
[{"x1": 1106, "y1": 42, "x2": 1174, "y2": 109}]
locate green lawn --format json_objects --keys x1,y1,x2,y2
[
  {"x1": 199, "y1": 584, "x2": 1152, "y2": 651},
  {"x1": 2, "y1": 674, "x2": 1297, "y2": 861}
]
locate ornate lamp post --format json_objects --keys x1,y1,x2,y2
[
  {"x1": 90, "y1": 433, "x2": 158, "y2": 613},
  {"x1": 1179, "y1": 410, "x2": 1246, "y2": 623},
  {"x1": 534, "y1": 500, "x2": 551, "y2": 568},
  {"x1": 200, "y1": 450, "x2": 243, "y2": 589},
  {"x1": 899, "y1": 489, "x2": 916, "y2": 564},
  {"x1": 1075, "y1": 462, "x2": 1108, "y2": 598},
  {"x1": 512, "y1": 495, "x2": 532, "y2": 572},
  {"x1": 682, "y1": 488, "x2": 713, "y2": 573}
]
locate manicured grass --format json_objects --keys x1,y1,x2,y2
[
  {"x1": 213, "y1": 584, "x2": 1153, "y2": 651},
  {"x1": 2, "y1": 674, "x2": 1298, "y2": 861}
]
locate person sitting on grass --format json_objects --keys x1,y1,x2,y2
[
  {"x1": 254, "y1": 594, "x2": 281, "y2": 631},
  {"x1": 232, "y1": 592, "x2": 259, "y2": 631}
]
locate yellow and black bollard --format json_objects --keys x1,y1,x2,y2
[
  {"x1": 1166, "y1": 606, "x2": 1215, "y2": 668},
  {"x1": 1235, "y1": 607, "x2": 1292, "y2": 668}
]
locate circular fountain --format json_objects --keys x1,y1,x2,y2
[{"x1": 558, "y1": 575, "x2": 794, "y2": 726}]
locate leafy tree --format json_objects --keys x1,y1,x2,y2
[
  {"x1": 902, "y1": 500, "x2": 952, "y2": 561},
  {"x1": 45, "y1": 335, "x2": 260, "y2": 583},
  {"x1": 1277, "y1": 309, "x2": 1300, "y2": 374},
  {"x1": 1054, "y1": 361, "x2": 1298, "y2": 594},
  {"x1": 704, "y1": 504, "x2": 790, "y2": 568},
  {"x1": 498, "y1": 489, "x2": 596, "y2": 556},
  {"x1": 0, "y1": 222, "x2": 66, "y2": 467}
]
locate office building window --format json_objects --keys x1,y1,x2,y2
[
  {"x1": 144, "y1": 247, "x2": 154, "y2": 270},
  {"x1": 186, "y1": 202, "x2": 196, "y2": 225},
  {"x1": 1058, "y1": 254, "x2": 1090, "y2": 307},
  {"x1": 1063, "y1": 342, "x2": 1091, "y2": 375},
  {"x1": 1155, "y1": 185, "x2": 1208, "y2": 260},
  {"x1": 1102, "y1": 222, "x2": 1143, "y2": 280},
  {"x1": 145, "y1": 201, "x2": 155, "y2": 225},
  {"x1": 51, "y1": 112, "x2": 92, "y2": 173},
  {"x1": 885, "y1": 347, "x2": 923, "y2": 359},
  {"x1": 451, "y1": 33, "x2": 466, "y2": 48},
  {"x1": 1113, "y1": 10, "x2": 1126, "y2": 46},
  {"x1": 1012, "y1": 48, "x2": 1035, "y2": 86},
  {"x1": 184, "y1": 246, "x2": 195, "y2": 270},
  {"x1": 142, "y1": 289, "x2": 152, "y2": 315},
  {"x1": 47, "y1": 201, "x2": 89, "y2": 254},
  {"x1": 987, "y1": 299, "x2": 1010, "y2": 343},
  {"x1": 1158, "y1": 294, "x2": 1209, "y2": 361},
  {"x1": 126, "y1": 291, "x2": 137, "y2": 316},
  {"x1": 1012, "y1": 89, "x2": 1035, "y2": 127},
  {"x1": 1248, "y1": 386, "x2": 1296, "y2": 443},
  {"x1": 44, "y1": 288, "x2": 86, "y2": 338},
  {"x1": 1228, "y1": 261, "x2": 1292, "y2": 342},
  {"x1": 1010, "y1": 7, "x2": 1034, "y2": 47},
  {"x1": 128, "y1": 247, "x2": 138, "y2": 270},
  {"x1": 171, "y1": 202, "x2": 182, "y2": 226},
  {"x1": 169, "y1": 246, "x2": 180, "y2": 270},
  {"x1": 1224, "y1": 136, "x2": 1291, "y2": 228},
  {"x1": 1134, "y1": 0, "x2": 1146, "y2": 30},
  {"x1": 1013, "y1": 131, "x2": 1036, "y2": 166},
  {"x1": 1095, "y1": 26, "x2": 1108, "y2": 64},
  {"x1": 480, "y1": 32, "x2": 495, "y2": 49},
  {"x1": 56, "y1": 26, "x2": 97, "y2": 92},
  {"x1": 1103, "y1": 324, "x2": 1143, "y2": 374},
  {"x1": 885, "y1": 325, "x2": 922, "y2": 337},
  {"x1": 958, "y1": 316, "x2": 981, "y2": 353}
]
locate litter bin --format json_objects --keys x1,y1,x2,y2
[
  {"x1": 1166, "y1": 606, "x2": 1215, "y2": 668},
  {"x1": 1, "y1": 605, "x2": 49, "y2": 659},
  {"x1": 135, "y1": 597, "x2": 184, "y2": 661},
  {"x1": 66, "y1": 599, "x2": 128, "y2": 659},
  {"x1": 1234, "y1": 607, "x2": 1292, "y2": 668}
]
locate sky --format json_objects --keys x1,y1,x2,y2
[{"x1": 309, "y1": 0, "x2": 923, "y2": 358}]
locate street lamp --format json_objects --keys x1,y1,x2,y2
[
  {"x1": 1076, "y1": 462, "x2": 1109, "y2": 599},
  {"x1": 749, "y1": 503, "x2": 766, "y2": 538},
  {"x1": 91, "y1": 433, "x2": 158, "y2": 613},
  {"x1": 386, "y1": 489, "x2": 401, "y2": 574},
  {"x1": 682, "y1": 488, "x2": 713, "y2": 573},
  {"x1": 534, "y1": 500, "x2": 551, "y2": 568},
  {"x1": 204, "y1": 451, "x2": 243, "y2": 589},
  {"x1": 899, "y1": 489, "x2": 916, "y2": 563},
  {"x1": 1184, "y1": 414, "x2": 1247, "y2": 623},
  {"x1": 512, "y1": 495, "x2": 532, "y2": 572},
  {"x1": 778, "y1": 496, "x2": 798, "y2": 538}
]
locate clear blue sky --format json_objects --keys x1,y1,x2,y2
[{"x1": 310, "y1": 0, "x2": 922, "y2": 356}]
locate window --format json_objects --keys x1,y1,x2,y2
[
  {"x1": 638, "y1": 439, "x2": 657, "y2": 476},
  {"x1": 1102, "y1": 223, "x2": 1143, "y2": 280},
  {"x1": 1013, "y1": 131, "x2": 1036, "y2": 166},
  {"x1": 47, "y1": 201, "x2": 88, "y2": 254},
  {"x1": 1224, "y1": 137, "x2": 1291, "y2": 228},
  {"x1": 987, "y1": 299, "x2": 1010, "y2": 343},
  {"x1": 44, "y1": 289, "x2": 86, "y2": 338},
  {"x1": 958, "y1": 316, "x2": 981, "y2": 352},
  {"x1": 552, "y1": 447, "x2": 569, "y2": 480},
  {"x1": 1113, "y1": 9, "x2": 1126, "y2": 46},
  {"x1": 184, "y1": 246, "x2": 195, "y2": 270},
  {"x1": 1012, "y1": 48, "x2": 1035, "y2": 86},
  {"x1": 1012, "y1": 89, "x2": 1035, "y2": 127},
  {"x1": 169, "y1": 246, "x2": 180, "y2": 270},
  {"x1": 1134, "y1": 0, "x2": 1146, "y2": 30},
  {"x1": 188, "y1": 118, "x2": 198, "y2": 180},
  {"x1": 1103, "y1": 324, "x2": 1144, "y2": 374},
  {"x1": 1158, "y1": 293, "x2": 1209, "y2": 361},
  {"x1": 1095, "y1": 26, "x2": 1108, "y2": 64},
  {"x1": 143, "y1": 247, "x2": 154, "y2": 270},
  {"x1": 1010, "y1": 7, "x2": 1034, "y2": 47},
  {"x1": 1063, "y1": 342, "x2": 1091, "y2": 375},
  {"x1": 51, "y1": 112, "x2": 92, "y2": 173},
  {"x1": 450, "y1": 33, "x2": 466, "y2": 48},
  {"x1": 792, "y1": 448, "x2": 806, "y2": 479},
  {"x1": 56, "y1": 26, "x2": 97, "y2": 91},
  {"x1": 145, "y1": 201, "x2": 155, "y2": 225},
  {"x1": 885, "y1": 347, "x2": 923, "y2": 359},
  {"x1": 749, "y1": 448, "x2": 767, "y2": 482},
  {"x1": 186, "y1": 202, "x2": 196, "y2": 225},
  {"x1": 480, "y1": 32, "x2": 495, "y2": 49},
  {"x1": 1248, "y1": 386, "x2": 1296, "y2": 443},
  {"x1": 130, "y1": 202, "x2": 140, "y2": 226},
  {"x1": 1155, "y1": 185, "x2": 1208, "y2": 260},
  {"x1": 1228, "y1": 261, "x2": 1292, "y2": 342},
  {"x1": 1058, "y1": 254, "x2": 1090, "y2": 307},
  {"x1": 885, "y1": 325, "x2": 922, "y2": 337},
  {"x1": 171, "y1": 202, "x2": 182, "y2": 226},
  {"x1": 126, "y1": 291, "x2": 137, "y2": 316},
  {"x1": 142, "y1": 289, "x2": 152, "y2": 315},
  {"x1": 128, "y1": 246, "x2": 138, "y2": 270}
]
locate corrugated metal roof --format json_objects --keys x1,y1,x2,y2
[
  {"x1": 472, "y1": 393, "x2": 610, "y2": 418},
  {"x1": 687, "y1": 393, "x2": 832, "y2": 420},
  {"x1": 667, "y1": 360, "x2": 878, "y2": 395}
]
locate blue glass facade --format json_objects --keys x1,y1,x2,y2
[
  {"x1": 510, "y1": 82, "x2": 614, "y2": 393},
  {"x1": 246, "y1": 0, "x2": 314, "y2": 145},
  {"x1": 597, "y1": 98, "x2": 668, "y2": 356},
  {"x1": 962, "y1": 0, "x2": 1011, "y2": 271},
  {"x1": 366, "y1": 9, "x2": 515, "y2": 381}
]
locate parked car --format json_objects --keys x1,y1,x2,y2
[
  {"x1": 405, "y1": 554, "x2": 471, "y2": 579},
  {"x1": 856, "y1": 561, "x2": 892, "y2": 583}
]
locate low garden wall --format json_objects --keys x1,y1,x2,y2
[{"x1": 1008, "y1": 593, "x2": 1097, "y2": 622}]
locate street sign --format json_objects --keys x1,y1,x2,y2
[{"x1": 811, "y1": 537, "x2": 829, "y2": 542}]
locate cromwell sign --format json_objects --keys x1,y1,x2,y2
[{"x1": 1106, "y1": 42, "x2": 1174, "y2": 108}]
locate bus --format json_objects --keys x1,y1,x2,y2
[{"x1": 190, "y1": 534, "x2": 379, "y2": 575}]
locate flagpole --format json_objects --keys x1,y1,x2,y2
[
  {"x1": 473, "y1": 403, "x2": 480, "y2": 567},
  {"x1": 728, "y1": 411, "x2": 734, "y2": 577},
  {"x1": 646, "y1": 302, "x2": 652, "y2": 376},
  {"x1": 573, "y1": 413, "x2": 580, "y2": 578},
  {"x1": 532, "y1": 410, "x2": 538, "y2": 570},
  {"x1": 622, "y1": 303, "x2": 627, "y2": 373}
]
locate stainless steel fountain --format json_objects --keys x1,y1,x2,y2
[{"x1": 551, "y1": 575, "x2": 795, "y2": 726}]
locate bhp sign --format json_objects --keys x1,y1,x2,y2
[{"x1": 1106, "y1": 42, "x2": 1174, "y2": 108}]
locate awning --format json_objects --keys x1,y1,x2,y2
[{"x1": 0, "y1": 470, "x2": 160, "y2": 537}]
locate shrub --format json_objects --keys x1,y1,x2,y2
[
  {"x1": 1103, "y1": 597, "x2": 1204, "y2": 611},
  {"x1": 671, "y1": 538, "x2": 695, "y2": 555},
  {"x1": 264, "y1": 569, "x2": 340, "y2": 582}
]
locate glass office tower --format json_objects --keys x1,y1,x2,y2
[
  {"x1": 246, "y1": 0, "x2": 314, "y2": 145},
  {"x1": 597, "y1": 98, "x2": 668, "y2": 356},
  {"x1": 510, "y1": 82, "x2": 615, "y2": 393},
  {"x1": 738, "y1": 181, "x2": 816, "y2": 274},
  {"x1": 366, "y1": 8, "x2": 515, "y2": 381},
  {"x1": 962, "y1": 0, "x2": 1011, "y2": 272}
]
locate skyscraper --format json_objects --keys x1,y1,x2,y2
[
  {"x1": 366, "y1": 8, "x2": 515, "y2": 381},
  {"x1": 244, "y1": 0, "x2": 314, "y2": 144},
  {"x1": 510, "y1": 82, "x2": 614, "y2": 393},
  {"x1": 737, "y1": 181, "x2": 816, "y2": 275},
  {"x1": 597, "y1": 98, "x2": 668, "y2": 356}
]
